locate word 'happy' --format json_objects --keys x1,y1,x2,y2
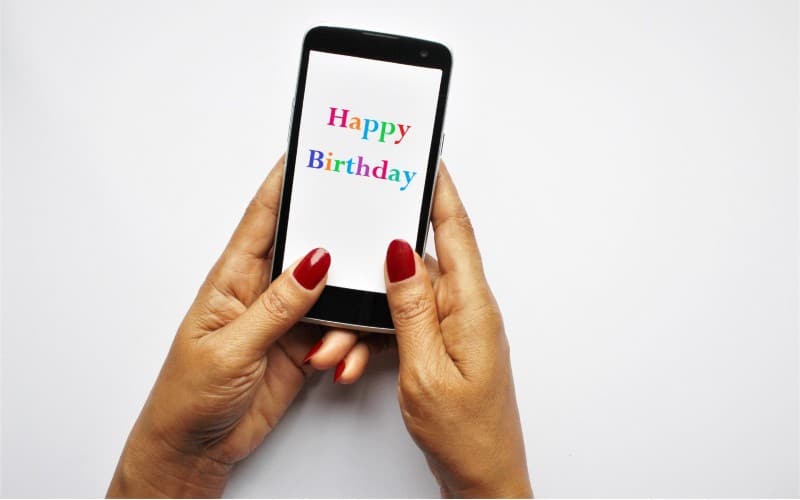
[
  {"x1": 306, "y1": 149, "x2": 417, "y2": 191},
  {"x1": 327, "y1": 107, "x2": 412, "y2": 144}
]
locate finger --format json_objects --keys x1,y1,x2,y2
[
  {"x1": 385, "y1": 239, "x2": 449, "y2": 373},
  {"x1": 274, "y1": 323, "x2": 324, "y2": 378},
  {"x1": 333, "y1": 342, "x2": 368, "y2": 384},
  {"x1": 225, "y1": 155, "x2": 285, "y2": 261},
  {"x1": 204, "y1": 156, "x2": 285, "y2": 306},
  {"x1": 423, "y1": 253, "x2": 441, "y2": 283},
  {"x1": 431, "y1": 163, "x2": 485, "y2": 283},
  {"x1": 222, "y1": 247, "x2": 330, "y2": 358},
  {"x1": 303, "y1": 328, "x2": 359, "y2": 370},
  {"x1": 333, "y1": 335, "x2": 397, "y2": 385}
]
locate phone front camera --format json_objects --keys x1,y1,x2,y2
[{"x1": 420, "y1": 49, "x2": 429, "y2": 58}]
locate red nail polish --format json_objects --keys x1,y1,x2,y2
[
  {"x1": 303, "y1": 340, "x2": 323, "y2": 364},
  {"x1": 293, "y1": 248, "x2": 331, "y2": 290},
  {"x1": 333, "y1": 360, "x2": 345, "y2": 383},
  {"x1": 386, "y1": 239, "x2": 415, "y2": 283}
]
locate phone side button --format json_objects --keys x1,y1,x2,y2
[{"x1": 286, "y1": 97, "x2": 295, "y2": 147}]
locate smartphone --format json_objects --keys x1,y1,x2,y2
[{"x1": 271, "y1": 26, "x2": 452, "y2": 333}]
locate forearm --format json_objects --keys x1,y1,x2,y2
[{"x1": 107, "y1": 420, "x2": 231, "y2": 498}]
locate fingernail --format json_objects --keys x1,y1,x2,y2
[
  {"x1": 303, "y1": 340, "x2": 323, "y2": 364},
  {"x1": 386, "y1": 239, "x2": 415, "y2": 283},
  {"x1": 293, "y1": 248, "x2": 331, "y2": 289},
  {"x1": 333, "y1": 360, "x2": 346, "y2": 383}
]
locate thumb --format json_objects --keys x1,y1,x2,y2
[
  {"x1": 224, "y1": 247, "x2": 330, "y2": 356},
  {"x1": 384, "y1": 239, "x2": 447, "y2": 372}
]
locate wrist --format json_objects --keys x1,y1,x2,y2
[
  {"x1": 455, "y1": 473, "x2": 533, "y2": 498},
  {"x1": 434, "y1": 456, "x2": 532, "y2": 499},
  {"x1": 107, "y1": 421, "x2": 232, "y2": 498}
]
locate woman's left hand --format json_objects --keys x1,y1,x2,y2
[{"x1": 107, "y1": 157, "x2": 382, "y2": 498}]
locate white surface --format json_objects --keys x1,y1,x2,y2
[
  {"x1": 285, "y1": 50, "x2": 440, "y2": 293},
  {"x1": 0, "y1": 2, "x2": 4, "y2": 495},
  {"x1": 1, "y1": 0, "x2": 798, "y2": 497}
]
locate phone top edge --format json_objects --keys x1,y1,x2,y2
[
  {"x1": 303, "y1": 26, "x2": 452, "y2": 69},
  {"x1": 305, "y1": 25, "x2": 446, "y2": 47}
]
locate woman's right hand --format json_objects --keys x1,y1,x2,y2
[{"x1": 383, "y1": 164, "x2": 532, "y2": 498}]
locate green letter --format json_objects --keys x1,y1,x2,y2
[{"x1": 378, "y1": 122, "x2": 396, "y2": 143}]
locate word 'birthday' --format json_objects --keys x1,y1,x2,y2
[
  {"x1": 307, "y1": 149, "x2": 417, "y2": 191},
  {"x1": 327, "y1": 107, "x2": 412, "y2": 144}
]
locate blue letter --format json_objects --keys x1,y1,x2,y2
[
  {"x1": 400, "y1": 170, "x2": 417, "y2": 191},
  {"x1": 361, "y1": 119, "x2": 379, "y2": 140},
  {"x1": 307, "y1": 149, "x2": 324, "y2": 168}
]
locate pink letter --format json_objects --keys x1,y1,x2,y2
[{"x1": 328, "y1": 107, "x2": 349, "y2": 127}]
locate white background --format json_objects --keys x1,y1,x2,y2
[
  {"x1": 1, "y1": 0, "x2": 798, "y2": 497},
  {"x1": 285, "y1": 51, "x2": 440, "y2": 293}
]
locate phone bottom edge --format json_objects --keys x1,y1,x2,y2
[{"x1": 300, "y1": 316, "x2": 396, "y2": 334}]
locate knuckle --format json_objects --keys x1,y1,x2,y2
[
  {"x1": 192, "y1": 338, "x2": 232, "y2": 378},
  {"x1": 451, "y1": 212, "x2": 475, "y2": 234},
  {"x1": 260, "y1": 286, "x2": 293, "y2": 323},
  {"x1": 398, "y1": 363, "x2": 447, "y2": 404},
  {"x1": 435, "y1": 210, "x2": 475, "y2": 237},
  {"x1": 392, "y1": 291, "x2": 435, "y2": 326},
  {"x1": 249, "y1": 190, "x2": 278, "y2": 217},
  {"x1": 399, "y1": 372, "x2": 435, "y2": 405},
  {"x1": 456, "y1": 294, "x2": 502, "y2": 327}
]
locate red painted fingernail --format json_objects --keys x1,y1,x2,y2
[
  {"x1": 293, "y1": 248, "x2": 330, "y2": 289},
  {"x1": 303, "y1": 340, "x2": 323, "y2": 364},
  {"x1": 386, "y1": 239, "x2": 415, "y2": 283},
  {"x1": 333, "y1": 360, "x2": 346, "y2": 383}
]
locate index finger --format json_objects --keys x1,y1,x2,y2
[
  {"x1": 225, "y1": 155, "x2": 285, "y2": 260},
  {"x1": 203, "y1": 156, "x2": 285, "y2": 307},
  {"x1": 431, "y1": 162, "x2": 486, "y2": 282}
]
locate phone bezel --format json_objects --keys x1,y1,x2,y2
[{"x1": 271, "y1": 26, "x2": 452, "y2": 332}]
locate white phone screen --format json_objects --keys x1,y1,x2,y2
[{"x1": 283, "y1": 50, "x2": 442, "y2": 293}]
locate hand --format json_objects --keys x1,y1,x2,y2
[
  {"x1": 383, "y1": 164, "x2": 533, "y2": 498},
  {"x1": 107, "y1": 157, "x2": 349, "y2": 497}
]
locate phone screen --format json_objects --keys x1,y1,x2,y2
[{"x1": 282, "y1": 50, "x2": 443, "y2": 294}]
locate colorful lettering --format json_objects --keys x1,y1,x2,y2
[
  {"x1": 306, "y1": 148, "x2": 418, "y2": 191},
  {"x1": 310, "y1": 107, "x2": 420, "y2": 191},
  {"x1": 327, "y1": 107, "x2": 411, "y2": 144}
]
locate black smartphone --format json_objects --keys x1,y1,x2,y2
[{"x1": 271, "y1": 26, "x2": 452, "y2": 333}]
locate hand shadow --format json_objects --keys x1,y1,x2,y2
[{"x1": 223, "y1": 347, "x2": 436, "y2": 498}]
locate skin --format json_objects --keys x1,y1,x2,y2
[
  {"x1": 384, "y1": 166, "x2": 532, "y2": 497},
  {"x1": 107, "y1": 157, "x2": 531, "y2": 498}
]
